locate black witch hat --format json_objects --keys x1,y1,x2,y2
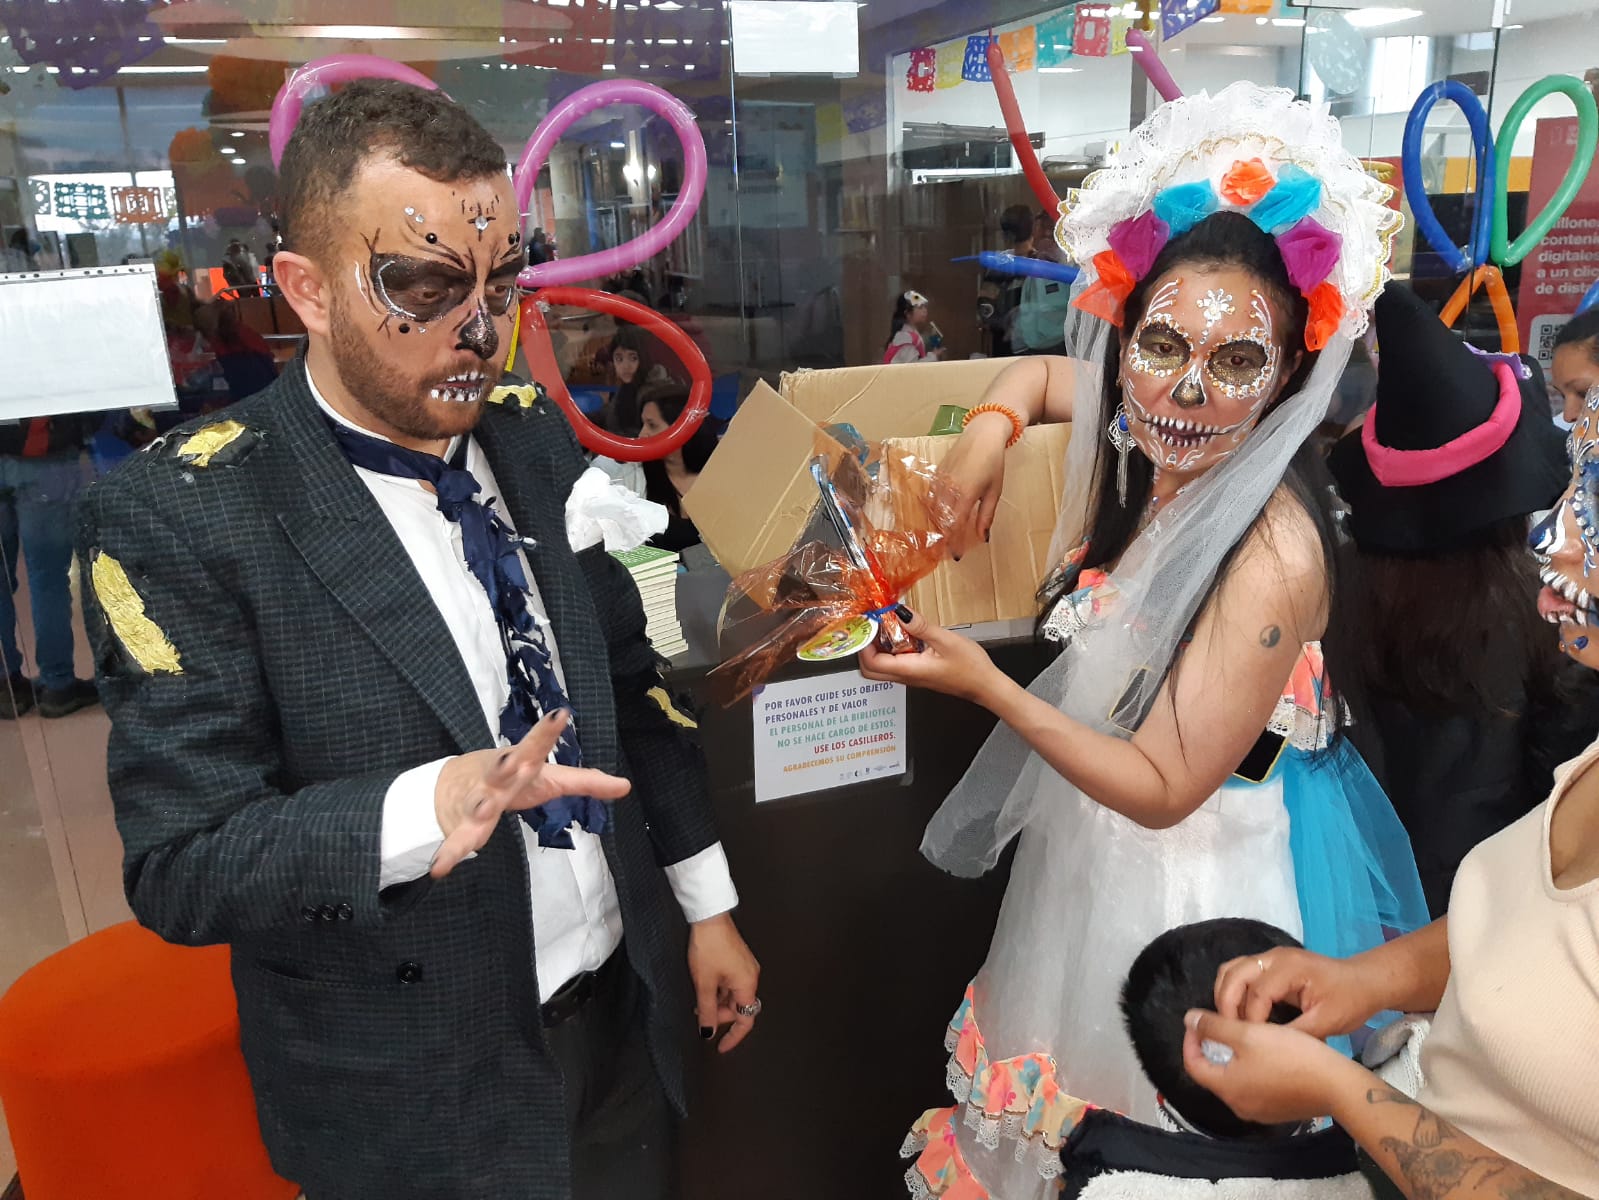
[{"x1": 1328, "y1": 283, "x2": 1567, "y2": 554}]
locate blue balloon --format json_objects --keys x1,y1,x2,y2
[
  {"x1": 1402, "y1": 80, "x2": 1495, "y2": 273},
  {"x1": 954, "y1": 252, "x2": 1080, "y2": 286},
  {"x1": 1579, "y1": 276, "x2": 1599, "y2": 316}
]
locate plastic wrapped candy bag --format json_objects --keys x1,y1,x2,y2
[{"x1": 708, "y1": 427, "x2": 962, "y2": 705}]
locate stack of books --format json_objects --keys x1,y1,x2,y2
[{"x1": 611, "y1": 545, "x2": 687, "y2": 658}]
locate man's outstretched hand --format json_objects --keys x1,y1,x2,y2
[{"x1": 431, "y1": 711, "x2": 631, "y2": 878}]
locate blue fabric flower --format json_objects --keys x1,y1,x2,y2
[
  {"x1": 1151, "y1": 181, "x2": 1218, "y2": 237},
  {"x1": 1249, "y1": 164, "x2": 1323, "y2": 234}
]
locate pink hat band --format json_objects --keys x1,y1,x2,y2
[{"x1": 1361, "y1": 360, "x2": 1522, "y2": 489}]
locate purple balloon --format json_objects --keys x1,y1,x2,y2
[
  {"x1": 513, "y1": 80, "x2": 708, "y2": 289},
  {"x1": 270, "y1": 55, "x2": 444, "y2": 169}
]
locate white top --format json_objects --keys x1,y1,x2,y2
[
  {"x1": 309, "y1": 373, "x2": 737, "y2": 1002},
  {"x1": 1419, "y1": 737, "x2": 1599, "y2": 1196}
]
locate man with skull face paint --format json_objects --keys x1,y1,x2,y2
[{"x1": 77, "y1": 81, "x2": 757, "y2": 1200}]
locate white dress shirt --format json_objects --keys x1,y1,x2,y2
[{"x1": 309, "y1": 374, "x2": 737, "y2": 1001}]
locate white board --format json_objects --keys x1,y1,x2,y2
[
  {"x1": 728, "y1": 1, "x2": 860, "y2": 76},
  {"x1": 0, "y1": 265, "x2": 175, "y2": 421},
  {"x1": 752, "y1": 670, "x2": 906, "y2": 803}
]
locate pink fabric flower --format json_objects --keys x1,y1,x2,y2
[
  {"x1": 1106, "y1": 209, "x2": 1171, "y2": 280},
  {"x1": 1276, "y1": 217, "x2": 1343, "y2": 295}
]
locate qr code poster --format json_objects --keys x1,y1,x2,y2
[{"x1": 1531, "y1": 314, "x2": 1570, "y2": 375}]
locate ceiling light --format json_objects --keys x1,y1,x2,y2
[
  {"x1": 611, "y1": 140, "x2": 627, "y2": 148},
  {"x1": 1039, "y1": 67, "x2": 1083, "y2": 74},
  {"x1": 231, "y1": 131, "x2": 245, "y2": 138},
  {"x1": 1342, "y1": 7, "x2": 1424, "y2": 29},
  {"x1": 1201, "y1": 15, "x2": 1224, "y2": 22},
  {"x1": 118, "y1": 65, "x2": 210, "y2": 74},
  {"x1": 1255, "y1": 16, "x2": 1268, "y2": 24},
  {"x1": 1272, "y1": 17, "x2": 1305, "y2": 27}
]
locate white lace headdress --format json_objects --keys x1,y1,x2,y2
[{"x1": 923, "y1": 82, "x2": 1401, "y2": 876}]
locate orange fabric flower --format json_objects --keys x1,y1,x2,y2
[
  {"x1": 1072, "y1": 249, "x2": 1137, "y2": 326},
  {"x1": 1305, "y1": 281, "x2": 1345, "y2": 351},
  {"x1": 1220, "y1": 157, "x2": 1276, "y2": 207}
]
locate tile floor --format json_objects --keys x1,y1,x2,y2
[{"x1": 0, "y1": 560, "x2": 132, "y2": 1184}]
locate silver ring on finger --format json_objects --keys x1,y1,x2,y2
[{"x1": 736, "y1": 999, "x2": 763, "y2": 1019}]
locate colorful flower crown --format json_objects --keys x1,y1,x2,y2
[{"x1": 1057, "y1": 83, "x2": 1402, "y2": 352}]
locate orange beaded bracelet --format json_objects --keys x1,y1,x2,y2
[{"x1": 962, "y1": 402, "x2": 1026, "y2": 447}]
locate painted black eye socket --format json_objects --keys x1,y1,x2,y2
[{"x1": 374, "y1": 257, "x2": 475, "y2": 323}]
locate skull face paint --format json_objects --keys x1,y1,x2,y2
[
  {"x1": 1119, "y1": 266, "x2": 1288, "y2": 480},
  {"x1": 360, "y1": 208, "x2": 521, "y2": 365},
  {"x1": 320, "y1": 157, "x2": 522, "y2": 446},
  {"x1": 1530, "y1": 383, "x2": 1599, "y2": 667}
]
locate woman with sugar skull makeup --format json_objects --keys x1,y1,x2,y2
[{"x1": 869, "y1": 85, "x2": 1429, "y2": 1200}]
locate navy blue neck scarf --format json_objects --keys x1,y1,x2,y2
[{"x1": 326, "y1": 416, "x2": 607, "y2": 849}]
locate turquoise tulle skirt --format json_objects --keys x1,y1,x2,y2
[{"x1": 1275, "y1": 738, "x2": 1431, "y2": 964}]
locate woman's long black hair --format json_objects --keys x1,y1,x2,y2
[
  {"x1": 1351, "y1": 518, "x2": 1560, "y2": 717},
  {"x1": 1045, "y1": 211, "x2": 1359, "y2": 726}
]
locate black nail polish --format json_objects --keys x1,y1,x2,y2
[
  {"x1": 895, "y1": 604, "x2": 915, "y2": 622},
  {"x1": 699, "y1": 1026, "x2": 715, "y2": 1040}
]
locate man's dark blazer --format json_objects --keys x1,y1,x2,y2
[{"x1": 77, "y1": 360, "x2": 719, "y2": 1200}]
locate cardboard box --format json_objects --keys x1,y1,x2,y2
[{"x1": 684, "y1": 359, "x2": 1072, "y2": 628}]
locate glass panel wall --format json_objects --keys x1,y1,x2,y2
[{"x1": 3, "y1": 0, "x2": 1597, "y2": 1181}]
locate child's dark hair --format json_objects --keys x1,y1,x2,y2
[{"x1": 1120, "y1": 917, "x2": 1305, "y2": 1140}]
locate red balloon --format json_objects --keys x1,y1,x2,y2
[
  {"x1": 518, "y1": 289, "x2": 712, "y2": 464},
  {"x1": 986, "y1": 36, "x2": 1061, "y2": 217}
]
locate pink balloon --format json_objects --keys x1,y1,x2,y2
[
  {"x1": 1125, "y1": 29, "x2": 1183, "y2": 103},
  {"x1": 514, "y1": 80, "x2": 708, "y2": 289},
  {"x1": 270, "y1": 55, "x2": 443, "y2": 168}
]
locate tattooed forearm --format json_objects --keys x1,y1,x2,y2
[{"x1": 1361, "y1": 1089, "x2": 1585, "y2": 1200}]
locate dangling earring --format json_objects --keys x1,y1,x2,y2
[{"x1": 1107, "y1": 402, "x2": 1135, "y2": 507}]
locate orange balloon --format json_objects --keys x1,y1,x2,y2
[{"x1": 1439, "y1": 265, "x2": 1520, "y2": 355}]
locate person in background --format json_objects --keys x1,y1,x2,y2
[
  {"x1": 3, "y1": 228, "x2": 39, "y2": 273},
  {"x1": 1551, "y1": 308, "x2": 1599, "y2": 423},
  {"x1": 599, "y1": 325, "x2": 671, "y2": 437},
  {"x1": 979, "y1": 204, "x2": 1036, "y2": 357},
  {"x1": 1328, "y1": 284, "x2": 1593, "y2": 916},
  {"x1": 883, "y1": 290, "x2": 944, "y2": 364},
  {"x1": 222, "y1": 238, "x2": 260, "y2": 290},
  {"x1": 0, "y1": 413, "x2": 100, "y2": 719},
  {"x1": 637, "y1": 383, "x2": 718, "y2": 554},
  {"x1": 1053, "y1": 918, "x2": 1373, "y2": 1200},
  {"x1": 527, "y1": 227, "x2": 552, "y2": 266},
  {"x1": 194, "y1": 300, "x2": 279, "y2": 401},
  {"x1": 1011, "y1": 208, "x2": 1074, "y2": 357}
]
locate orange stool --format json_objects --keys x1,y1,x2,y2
[{"x1": 0, "y1": 921, "x2": 300, "y2": 1200}]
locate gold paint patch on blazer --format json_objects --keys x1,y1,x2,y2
[
  {"x1": 647, "y1": 686, "x2": 698, "y2": 729},
  {"x1": 90, "y1": 551, "x2": 183, "y2": 674},
  {"x1": 171, "y1": 419, "x2": 258, "y2": 468},
  {"x1": 488, "y1": 384, "x2": 543, "y2": 410}
]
